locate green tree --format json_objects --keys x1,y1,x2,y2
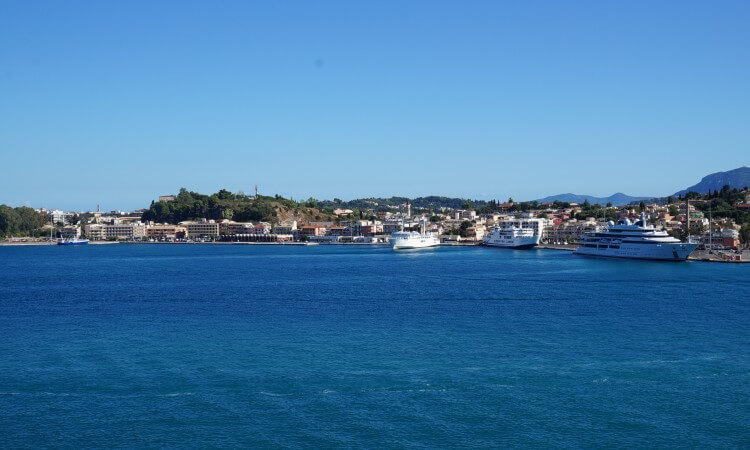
[
  {"x1": 740, "y1": 223, "x2": 750, "y2": 247},
  {"x1": 458, "y1": 220, "x2": 472, "y2": 238}
]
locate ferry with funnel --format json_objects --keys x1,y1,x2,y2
[
  {"x1": 574, "y1": 212, "x2": 697, "y2": 261},
  {"x1": 483, "y1": 218, "x2": 544, "y2": 249}
]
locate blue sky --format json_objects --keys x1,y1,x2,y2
[{"x1": 1, "y1": 1, "x2": 748, "y2": 211}]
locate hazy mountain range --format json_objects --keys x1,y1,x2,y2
[{"x1": 536, "y1": 166, "x2": 750, "y2": 206}]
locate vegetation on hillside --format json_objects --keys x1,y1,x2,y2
[
  {"x1": 316, "y1": 196, "x2": 494, "y2": 212},
  {"x1": 141, "y1": 188, "x2": 334, "y2": 224},
  {"x1": 0, "y1": 205, "x2": 49, "y2": 237}
]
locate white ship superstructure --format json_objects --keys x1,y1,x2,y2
[
  {"x1": 574, "y1": 212, "x2": 697, "y2": 261},
  {"x1": 483, "y1": 218, "x2": 544, "y2": 249},
  {"x1": 390, "y1": 218, "x2": 440, "y2": 250}
]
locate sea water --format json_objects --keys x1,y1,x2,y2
[{"x1": 1, "y1": 244, "x2": 748, "y2": 447}]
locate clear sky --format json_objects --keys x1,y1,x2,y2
[{"x1": 1, "y1": 0, "x2": 748, "y2": 211}]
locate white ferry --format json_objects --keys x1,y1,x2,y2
[
  {"x1": 390, "y1": 219, "x2": 440, "y2": 250},
  {"x1": 574, "y1": 212, "x2": 698, "y2": 261},
  {"x1": 483, "y1": 218, "x2": 544, "y2": 249}
]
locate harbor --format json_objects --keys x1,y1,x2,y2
[{"x1": 2, "y1": 242, "x2": 748, "y2": 448}]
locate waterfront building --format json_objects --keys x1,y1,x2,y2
[
  {"x1": 360, "y1": 223, "x2": 383, "y2": 236},
  {"x1": 273, "y1": 221, "x2": 297, "y2": 235},
  {"x1": 105, "y1": 223, "x2": 146, "y2": 240},
  {"x1": 219, "y1": 220, "x2": 256, "y2": 236},
  {"x1": 697, "y1": 229, "x2": 741, "y2": 250},
  {"x1": 253, "y1": 222, "x2": 272, "y2": 234},
  {"x1": 84, "y1": 224, "x2": 106, "y2": 240},
  {"x1": 181, "y1": 220, "x2": 220, "y2": 238},
  {"x1": 60, "y1": 226, "x2": 81, "y2": 239},
  {"x1": 300, "y1": 225, "x2": 327, "y2": 237},
  {"x1": 146, "y1": 224, "x2": 186, "y2": 240},
  {"x1": 327, "y1": 226, "x2": 347, "y2": 236}
]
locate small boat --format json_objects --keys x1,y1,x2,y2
[{"x1": 57, "y1": 238, "x2": 89, "y2": 246}]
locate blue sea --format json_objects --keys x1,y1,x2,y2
[{"x1": 1, "y1": 244, "x2": 748, "y2": 447}]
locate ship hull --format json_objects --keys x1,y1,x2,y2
[
  {"x1": 391, "y1": 237, "x2": 440, "y2": 250},
  {"x1": 483, "y1": 235, "x2": 541, "y2": 249},
  {"x1": 574, "y1": 242, "x2": 698, "y2": 261},
  {"x1": 58, "y1": 240, "x2": 89, "y2": 246}
]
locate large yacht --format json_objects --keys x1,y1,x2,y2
[
  {"x1": 390, "y1": 219, "x2": 440, "y2": 250},
  {"x1": 574, "y1": 212, "x2": 697, "y2": 261},
  {"x1": 483, "y1": 218, "x2": 544, "y2": 249}
]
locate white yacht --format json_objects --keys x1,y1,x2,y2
[
  {"x1": 483, "y1": 218, "x2": 544, "y2": 249},
  {"x1": 574, "y1": 212, "x2": 698, "y2": 261},
  {"x1": 390, "y1": 219, "x2": 440, "y2": 250}
]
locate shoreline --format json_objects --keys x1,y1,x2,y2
[{"x1": 2, "y1": 240, "x2": 748, "y2": 263}]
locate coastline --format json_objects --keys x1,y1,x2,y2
[{"x1": 2, "y1": 240, "x2": 747, "y2": 262}]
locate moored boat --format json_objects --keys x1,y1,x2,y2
[
  {"x1": 57, "y1": 238, "x2": 89, "y2": 246},
  {"x1": 483, "y1": 218, "x2": 544, "y2": 249},
  {"x1": 390, "y1": 218, "x2": 440, "y2": 250},
  {"x1": 574, "y1": 212, "x2": 697, "y2": 261}
]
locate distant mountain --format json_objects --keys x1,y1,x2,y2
[
  {"x1": 674, "y1": 166, "x2": 750, "y2": 196},
  {"x1": 534, "y1": 192, "x2": 651, "y2": 206}
]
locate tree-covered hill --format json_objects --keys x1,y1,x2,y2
[
  {"x1": 316, "y1": 196, "x2": 493, "y2": 212},
  {"x1": 141, "y1": 188, "x2": 335, "y2": 224},
  {"x1": 0, "y1": 205, "x2": 49, "y2": 237}
]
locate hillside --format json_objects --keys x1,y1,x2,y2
[
  {"x1": 141, "y1": 189, "x2": 336, "y2": 225},
  {"x1": 317, "y1": 196, "x2": 490, "y2": 211},
  {"x1": 534, "y1": 192, "x2": 651, "y2": 206},
  {"x1": 674, "y1": 166, "x2": 750, "y2": 196}
]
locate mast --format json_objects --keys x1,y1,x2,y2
[
  {"x1": 686, "y1": 198, "x2": 690, "y2": 242},
  {"x1": 708, "y1": 199, "x2": 714, "y2": 253}
]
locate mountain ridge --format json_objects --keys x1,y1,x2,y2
[
  {"x1": 533, "y1": 192, "x2": 650, "y2": 206},
  {"x1": 673, "y1": 166, "x2": 750, "y2": 196}
]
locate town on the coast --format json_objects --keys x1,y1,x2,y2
[{"x1": 3, "y1": 167, "x2": 750, "y2": 262}]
